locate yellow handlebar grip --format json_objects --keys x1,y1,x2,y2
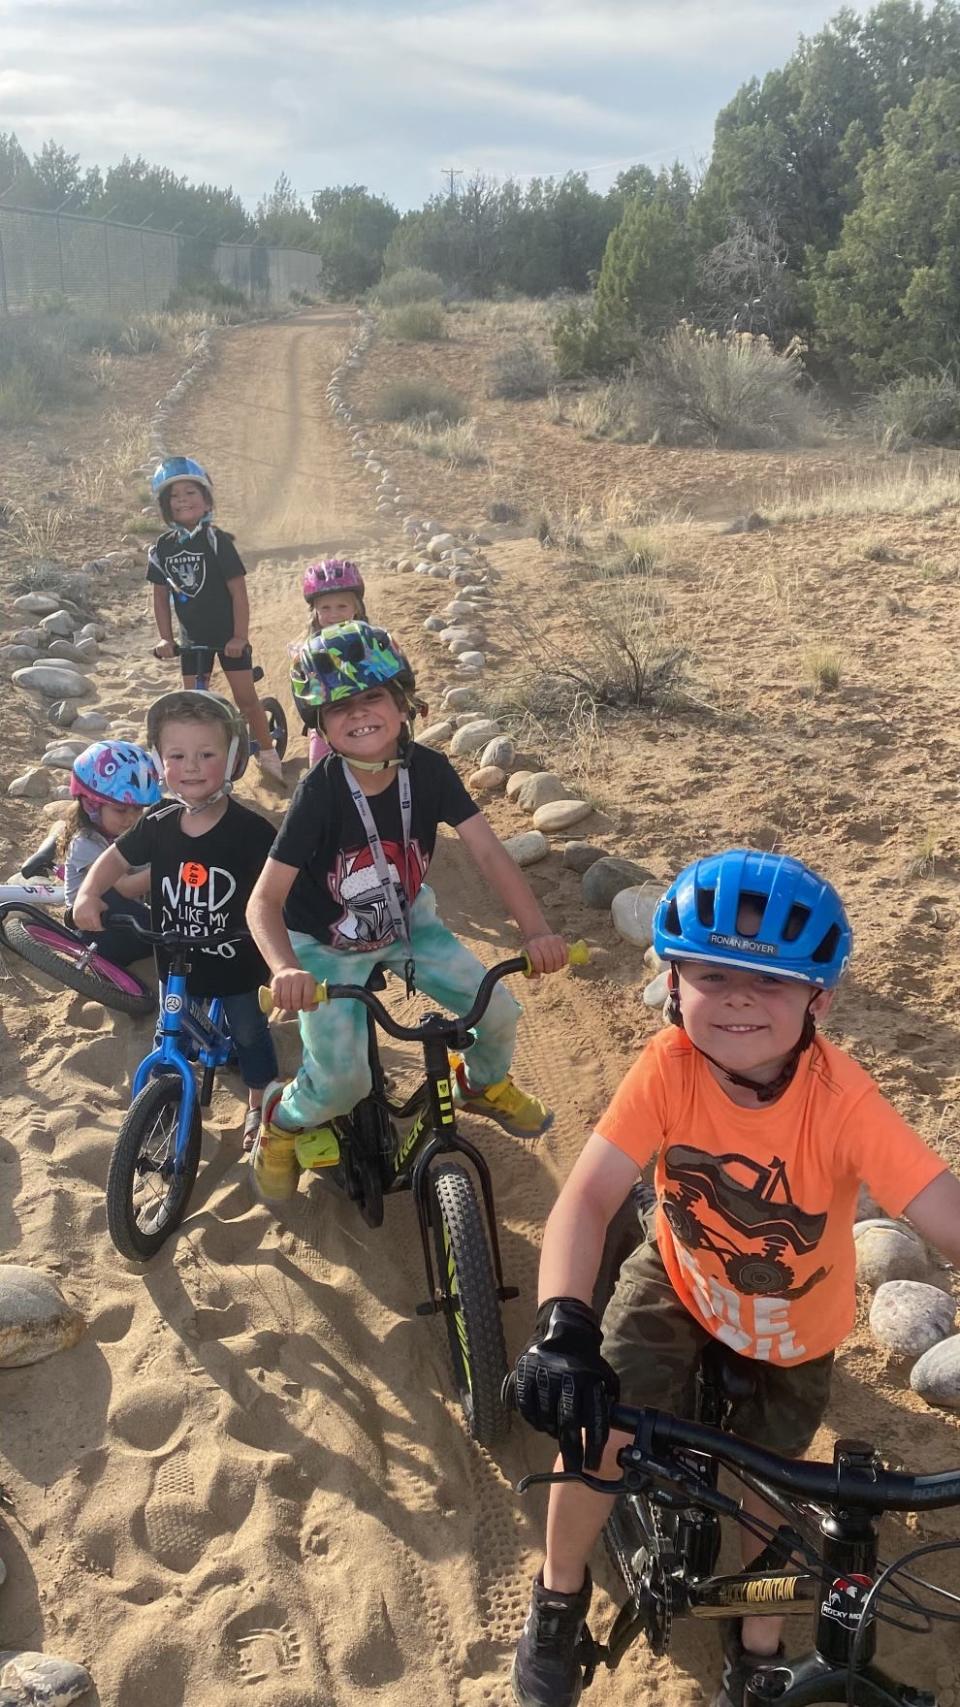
[
  {"x1": 567, "y1": 939, "x2": 589, "y2": 966},
  {"x1": 257, "y1": 980, "x2": 326, "y2": 1015}
]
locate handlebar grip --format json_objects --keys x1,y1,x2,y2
[
  {"x1": 258, "y1": 980, "x2": 327, "y2": 1014},
  {"x1": 520, "y1": 938, "x2": 590, "y2": 977}
]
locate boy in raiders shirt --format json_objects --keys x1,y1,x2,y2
[
  {"x1": 246, "y1": 621, "x2": 569, "y2": 1203},
  {"x1": 147, "y1": 455, "x2": 284, "y2": 783},
  {"x1": 73, "y1": 691, "x2": 279, "y2": 1150}
]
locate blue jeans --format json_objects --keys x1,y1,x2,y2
[
  {"x1": 75, "y1": 890, "x2": 150, "y2": 968},
  {"x1": 219, "y1": 988, "x2": 278, "y2": 1091},
  {"x1": 277, "y1": 886, "x2": 521, "y2": 1130}
]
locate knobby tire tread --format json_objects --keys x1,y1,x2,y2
[
  {"x1": 429, "y1": 1162, "x2": 509, "y2": 1447},
  {"x1": 106, "y1": 1075, "x2": 202, "y2": 1260},
  {"x1": 262, "y1": 696, "x2": 288, "y2": 759},
  {"x1": 1, "y1": 913, "x2": 153, "y2": 1017}
]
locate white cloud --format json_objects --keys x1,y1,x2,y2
[{"x1": 0, "y1": 0, "x2": 848, "y2": 206}]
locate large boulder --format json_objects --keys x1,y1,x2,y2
[
  {"x1": 481, "y1": 736, "x2": 515, "y2": 770},
  {"x1": 0, "y1": 1266, "x2": 85, "y2": 1367},
  {"x1": 515, "y1": 772, "x2": 569, "y2": 812},
  {"x1": 643, "y1": 971, "x2": 670, "y2": 1009},
  {"x1": 611, "y1": 884, "x2": 663, "y2": 949},
  {"x1": 505, "y1": 770, "x2": 534, "y2": 801},
  {"x1": 562, "y1": 841, "x2": 605, "y2": 874},
  {"x1": 13, "y1": 664, "x2": 94, "y2": 700},
  {"x1": 501, "y1": 831, "x2": 550, "y2": 867},
  {"x1": 0, "y1": 645, "x2": 39, "y2": 664},
  {"x1": 442, "y1": 686, "x2": 480, "y2": 711},
  {"x1": 7, "y1": 768, "x2": 50, "y2": 800},
  {"x1": 450, "y1": 718, "x2": 501, "y2": 757},
  {"x1": 417, "y1": 721, "x2": 454, "y2": 748},
  {"x1": 427, "y1": 533, "x2": 456, "y2": 558},
  {"x1": 0, "y1": 1650, "x2": 92, "y2": 1705},
  {"x1": 457, "y1": 650, "x2": 486, "y2": 670},
  {"x1": 12, "y1": 592, "x2": 60, "y2": 616},
  {"x1": 854, "y1": 1223, "x2": 929, "y2": 1288},
  {"x1": 46, "y1": 640, "x2": 88, "y2": 665},
  {"x1": 37, "y1": 610, "x2": 76, "y2": 639},
  {"x1": 909, "y1": 1334, "x2": 960, "y2": 1410},
  {"x1": 533, "y1": 799, "x2": 593, "y2": 833},
  {"x1": 583, "y1": 856, "x2": 658, "y2": 910},
  {"x1": 869, "y1": 1280, "x2": 956, "y2": 1359},
  {"x1": 468, "y1": 765, "x2": 507, "y2": 793}
]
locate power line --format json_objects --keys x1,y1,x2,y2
[{"x1": 441, "y1": 167, "x2": 464, "y2": 197}]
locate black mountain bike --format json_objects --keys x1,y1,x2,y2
[
  {"x1": 518, "y1": 1347, "x2": 960, "y2": 1705},
  {"x1": 261, "y1": 942, "x2": 587, "y2": 1447}
]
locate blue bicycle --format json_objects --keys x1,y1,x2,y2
[{"x1": 105, "y1": 915, "x2": 243, "y2": 1259}]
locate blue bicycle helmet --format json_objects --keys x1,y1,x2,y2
[
  {"x1": 151, "y1": 456, "x2": 213, "y2": 520},
  {"x1": 653, "y1": 849, "x2": 852, "y2": 989},
  {"x1": 70, "y1": 741, "x2": 162, "y2": 815}
]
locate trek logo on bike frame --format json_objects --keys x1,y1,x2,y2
[
  {"x1": 820, "y1": 1573, "x2": 873, "y2": 1628},
  {"x1": 394, "y1": 1107, "x2": 431, "y2": 1172}
]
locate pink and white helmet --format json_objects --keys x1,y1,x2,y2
[{"x1": 302, "y1": 558, "x2": 365, "y2": 603}]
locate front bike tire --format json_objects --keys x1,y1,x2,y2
[
  {"x1": 0, "y1": 911, "x2": 153, "y2": 1017},
  {"x1": 427, "y1": 1162, "x2": 509, "y2": 1447},
  {"x1": 262, "y1": 696, "x2": 288, "y2": 759},
  {"x1": 106, "y1": 1075, "x2": 202, "y2": 1260}
]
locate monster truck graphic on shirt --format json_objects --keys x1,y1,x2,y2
[
  {"x1": 661, "y1": 1145, "x2": 830, "y2": 1300},
  {"x1": 328, "y1": 839, "x2": 429, "y2": 949}
]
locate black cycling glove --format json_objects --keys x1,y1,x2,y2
[{"x1": 509, "y1": 1296, "x2": 620, "y2": 1472}]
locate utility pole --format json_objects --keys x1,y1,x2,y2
[{"x1": 442, "y1": 167, "x2": 463, "y2": 199}]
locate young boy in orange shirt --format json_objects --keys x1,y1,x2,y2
[{"x1": 509, "y1": 849, "x2": 960, "y2": 1707}]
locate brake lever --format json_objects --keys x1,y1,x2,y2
[{"x1": 517, "y1": 1469, "x2": 627, "y2": 1497}]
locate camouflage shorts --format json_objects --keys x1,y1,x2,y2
[{"x1": 600, "y1": 1225, "x2": 833, "y2": 1458}]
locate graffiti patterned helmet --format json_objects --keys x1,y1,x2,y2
[
  {"x1": 302, "y1": 558, "x2": 365, "y2": 603},
  {"x1": 146, "y1": 689, "x2": 249, "y2": 785},
  {"x1": 70, "y1": 741, "x2": 162, "y2": 817},
  {"x1": 290, "y1": 621, "x2": 415, "y2": 711},
  {"x1": 151, "y1": 456, "x2": 213, "y2": 522},
  {"x1": 653, "y1": 848, "x2": 852, "y2": 989}
]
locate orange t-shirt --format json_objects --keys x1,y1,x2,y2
[{"x1": 595, "y1": 1028, "x2": 945, "y2": 1365}]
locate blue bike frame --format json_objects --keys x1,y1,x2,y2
[{"x1": 132, "y1": 969, "x2": 233, "y2": 1171}]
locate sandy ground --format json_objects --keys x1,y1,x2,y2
[{"x1": 0, "y1": 306, "x2": 958, "y2": 1706}]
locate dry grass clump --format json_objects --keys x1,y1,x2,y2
[
  {"x1": 902, "y1": 828, "x2": 941, "y2": 879},
  {"x1": 764, "y1": 455, "x2": 960, "y2": 522},
  {"x1": 376, "y1": 379, "x2": 466, "y2": 423},
  {"x1": 803, "y1": 645, "x2": 843, "y2": 692},
  {"x1": 381, "y1": 301, "x2": 447, "y2": 341},
  {"x1": 867, "y1": 373, "x2": 960, "y2": 452},
  {"x1": 391, "y1": 416, "x2": 485, "y2": 467}
]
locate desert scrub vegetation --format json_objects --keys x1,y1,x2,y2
[
  {"x1": 375, "y1": 267, "x2": 445, "y2": 306},
  {"x1": 488, "y1": 336, "x2": 556, "y2": 400},
  {"x1": 803, "y1": 645, "x2": 843, "y2": 692},
  {"x1": 492, "y1": 568, "x2": 688, "y2": 725},
  {"x1": 866, "y1": 372, "x2": 960, "y2": 450},
  {"x1": 569, "y1": 328, "x2": 826, "y2": 450},
  {"x1": 390, "y1": 416, "x2": 485, "y2": 467},
  {"x1": 380, "y1": 301, "x2": 447, "y2": 341},
  {"x1": 764, "y1": 455, "x2": 960, "y2": 522},
  {"x1": 375, "y1": 378, "x2": 466, "y2": 423}
]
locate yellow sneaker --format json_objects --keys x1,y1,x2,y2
[
  {"x1": 452, "y1": 1060, "x2": 552, "y2": 1139},
  {"x1": 249, "y1": 1082, "x2": 300, "y2": 1202},
  {"x1": 294, "y1": 1125, "x2": 340, "y2": 1170}
]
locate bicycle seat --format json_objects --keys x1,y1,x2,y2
[
  {"x1": 252, "y1": 664, "x2": 264, "y2": 684},
  {"x1": 20, "y1": 830, "x2": 60, "y2": 879},
  {"x1": 700, "y1": 1340, "x2": 757, "y2": 1404},
  {"x1": 364, "y1": 964, "x2": 389, "y2": 993}
]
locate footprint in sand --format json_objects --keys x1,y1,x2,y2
[
  {"x1": 229, "y1": 1609, "x2": 303, "y2": 1684},
  {"x1": 143, "y1": 1453, "x2": 213, "y2": 1573}
]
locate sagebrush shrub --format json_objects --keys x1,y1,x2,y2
[
  {"x1": 381, "y1": 301, "x2": 446, "y2": 341},
  {"x1": 868, "y1": 373, "x2": 960, "y2": 449},
  {"x1": 488, "y1": 337, "x2": 556, "y2": 399},
  {"x1": 376, "y1": 267, "x2": 445, "y2": 306}
]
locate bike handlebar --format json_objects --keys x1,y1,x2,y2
[
  {"x1": 106, "y1": 913, "x2": 249, "y2": 952},
  {"x1": 257, "y1": 941, "x2": 590, "y2": 1038},
  {"x1": 607, "y1": 1403, "x2": 960, "y2": 1513}
]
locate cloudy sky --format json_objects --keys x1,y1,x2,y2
[{"x1": 2, "y1": 0, "x2": 847, "y2": 210}]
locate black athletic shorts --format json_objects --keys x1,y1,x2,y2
[{"x1": 179, "y1": 643, "x2": 253, "y2": 678}]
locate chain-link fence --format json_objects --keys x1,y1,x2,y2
[{"x1": 0, "y1": 202, "x2": 321, "y2": 315}]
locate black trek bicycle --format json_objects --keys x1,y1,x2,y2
[
  {"x1": 517, "y1": 1345, "x2": 960, "y2": 1704},
  {"x1": 261, "y1": 942, "x2": 587, "y2": 1447}
]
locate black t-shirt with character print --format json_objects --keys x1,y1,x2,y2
[
  {"x1": 116, "y1": 798, "x2": 274, "y2": 997},
  {"x1": 271, "y1": 747, "x2": 479, "y2": 950},
  {"x1": 146, "y1": 523, "x2": 245, "y2": 649}
]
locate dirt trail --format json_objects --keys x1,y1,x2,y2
[{"x1": 3, "y1": 308, "x2": 957, "y2": 1707}]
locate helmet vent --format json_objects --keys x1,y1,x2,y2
[
  {"x1": 695, "y1": 888, "x2": 715, "y2": 928},
  {"x1": 783, "y1": 902, "x2": 811, "y2": 942},
  {"x1": 812, "y1": 922, "x2": 841, "y2": 964},
  {"x1": 664, "y1": 898, "x2": 683, "y2": 937}
]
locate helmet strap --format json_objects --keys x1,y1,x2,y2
[
  {"x1": 667, "y1": 963, "x2": 817, "y2": 1103},
  {"x1": 168, "y1": 782, "x2": 232, "y2": 813}
]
